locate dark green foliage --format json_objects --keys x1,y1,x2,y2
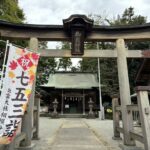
[
  {"x1": 58, "y1": 58, "x2": 72, "y2": 71},
  {"x1": 57, "y1": 42, "x2": 72, "y2": 71},
  {"x1": 0, "y1": 0, "x2": 25, "y2": 71},
  {"x1": 110, "y1": 7, "x2": 149, "y2": 93},
  {"x1": 36, "y1": 41, "x2": 57, "y2": 90},
  {"x1": 80, "y1": 7, "x2": 149, "y2": 95},
  {"x1": 109, "y1": 7, "x2": 146, "y2": 26},
  {"x1": 36, "y1": 57, "x2": 57, "y2": 87},
  {"x1": 0, "y1": 0, "x2": 25, "y2": 23},
  {"x1": 79, "y1": 42, "x2": 118, "y2": 95}
]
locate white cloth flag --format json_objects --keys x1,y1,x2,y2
[{"x1": 0, "y1": 44, "x2": 40, "y2": 144}]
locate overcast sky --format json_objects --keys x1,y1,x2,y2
[{"x1": 18, "y1": 0, "x2": 150, "y2": 25}]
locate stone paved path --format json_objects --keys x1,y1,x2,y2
[
  {"x1": 50, "y1": 119, "x2": 121, "y2": 150},
  {"x1": 34, "y1": 118, "x2": 121, "y2": 150}
]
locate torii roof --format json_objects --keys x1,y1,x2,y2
[{"x1": 41, "y1": 72, "x2": 99, "y2": 89}]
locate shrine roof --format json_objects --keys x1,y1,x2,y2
[{"x1": 41, "y1": 72, "x2": 100, "y2": 89}]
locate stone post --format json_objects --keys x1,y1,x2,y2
[
  {"x1": 33, "y1": 93, "x2": 41, "y2": 140},
  {"x1": 19, "y1": 37, "x2": 38, "y2": 149},
  {"x1": 136, "y1": 86, "x2": 150, "y2": 150},
  {"x1": 112, "y1": 96, "x2": 121, "y2": 140},
  {"x1": 116, "y1": 39, "x2": 135, "y2": 146}
]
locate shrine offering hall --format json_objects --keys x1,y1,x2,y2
[{"x1": 41, "y1": 72, "x2": 101, "y2": 116}]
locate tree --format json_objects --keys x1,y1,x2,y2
[
  {"x1": 0, "y1": 0, "x2": 25, "y2": 71},
  {"x1": 78, "y1": 14, "x2": 119, "y2": 95},
  {"x1": 109, "y1": 7, "x2": 149, "y2": 93},
  {"x1": 109, "y1": 7, "x2": 146, "y2": 26},
  {"x1": 0, "y1": 0, "x2": 25, "y2": 23},
  {"x1": 57, "y1": 42, "x2": 72, "y2": 71},
  {"x1": 58, "y1": 58, "x2": 72, "y2": 71},
  {"x1": 79, "y1": 41, "x2": 118, "y2": 95},
  {"x1": 36, "y1": 41, "x2": 57, "y2": 90},
  {"x1": 79, "y1": 7, "x2": 148, "y2": 95}
]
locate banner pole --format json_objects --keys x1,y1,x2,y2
[{"x1": 0, "y1": 40, "x2": 9, "y2": 92}]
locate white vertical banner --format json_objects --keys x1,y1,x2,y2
[{"x1": 0, "y1": 44, "x2": 40, "y2": 144}]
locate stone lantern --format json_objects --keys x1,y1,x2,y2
[
  {"x1": 88, "y1": 97, "x2": 95, "y2": 118},
  {"x1": 51, "y1": 98, "x2": 58, "y2": 118}
]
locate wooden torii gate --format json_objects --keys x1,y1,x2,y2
[{"x1": 0, "y1": 14, "x2": 150, "y2": 150}]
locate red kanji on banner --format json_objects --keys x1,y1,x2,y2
[{"x1": 17, "y1": 55, "x2": 33, "y2": 71}]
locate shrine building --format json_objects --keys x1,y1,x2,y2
[{"x1": 41, "y1": 72, "x2": 103, "y2": 117}]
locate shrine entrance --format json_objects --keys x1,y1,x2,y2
[
  {"x1": 0, "y1": 14, "x2": 150, "y2": 150},
  {"x1": 63, "y1": 91, "x2": 83, "y2": 114},
  {"x1": 64, "y1": 97, "x2": 83, "y2": 114}
]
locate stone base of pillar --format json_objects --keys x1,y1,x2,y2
[
  {"x1": 17, "y1": 143, "x2": 35, "y2": 150},
  {"x1": 32, "y1": 137, "x2": 40, "y2": 140},
  {"x1": 112, "y1": 136, "x2": 122, "y2": 140},
  {"x1": 119, "y1": 144, "x2": 143, "y2": 150}
]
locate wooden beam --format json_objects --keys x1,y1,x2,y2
[
  {"x1": 126, "y1": 105, "x2": 139, "y2": 111},
  {"x1": 2, "y1": 29, "x2": 150, "y2": 41},
  {"x1": 130, "y1": 131, "x2": 144, "y2": 143},
  {"x1": 38, "y1": 49, "x2": 150, "y2": 58},
  {"x1": 127, "y1": 50, "x2": 150, "y2": 58},
  {"x1": 38, "y1": 49, "x2": 119, "y2": 58},
  {"x1": 1, "y1": 20, "x2": 150, "y2": 41},
  {"x1": 88, "y1": 30, "x2": 150, "y2": 41},
  {"x1": 38, "y1": 49, "x2": 117, "y2": 58},
  {"x1": 0, "y1": 27, "x2": 69, "y2": 41}
]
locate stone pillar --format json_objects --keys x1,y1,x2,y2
[
  {"x1": 112, "y1": 96, "x2": 121, "y2": 140},
  {"x1": 136, "y1": 86, "x2": 150, "y2": 150},
  {"x1": 33, "y1": 93, "x2": 40, "y2": 140},
  {"x1": 19, "y1": 37, "x2": 38, "y2": 149},
  {"x1": 116, "y1": 39, "x2": 135, "y2": 146},
  {"x1": 2, "y1": 142, "x2": 15, "y2": 150}
]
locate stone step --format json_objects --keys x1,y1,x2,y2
[{"x1": 59, "y1": 114, "x2": 87, "y2": 118}]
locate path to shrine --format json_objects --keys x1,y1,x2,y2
[{"x1": 33, "y1": 117, "x2": 125, "y2": 150}]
